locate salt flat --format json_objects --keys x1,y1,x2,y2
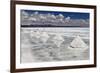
[{"x1": 20, "y1": 27, "x2": 89, "y2": 63}]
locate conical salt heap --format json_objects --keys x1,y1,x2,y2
[
  {"x1": 68, "y1": 35, "x2": 88, "y2": 50},
  {"x1": 30, "y1": 30, "x2": 42, "y2": 44},
  {"x1": 30, "y1": 30, "x2": 41, "y2": 39},
  {"x1": 52, "y1": 34, "x2": 64, "y2": 47},
  {"x1": 40, "y1": 32, "x2": 49, "y2": 43},
  {"x1": 67, "y1": 35, "x2": 89, "y2": 57}
]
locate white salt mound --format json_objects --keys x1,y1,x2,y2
[
  {"x1": 40, "y1": 32, "x2": 49, "y2": 43},
  {"x1": 52, "y1": 34, "x2": 64, "y2": 47},
  {"x1": 68, "y1": 35, "x2": 88, "y2": 50},
  {"x1": 67, "y1": 36, "x2": 89, "y2": 56},
  {"x1": 30, "y1": 31, "x2": 41, "y2": 39}
]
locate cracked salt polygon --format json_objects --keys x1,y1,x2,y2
[
  {"x1": 52, "y1": 34, "x2": 64, "y2": 47},
  {"x1": 40, "y1": 32, "x2": 49, "y2": 43},
  {"x1": 68, "y1": 35, "x2": 88, "y2": 50}
]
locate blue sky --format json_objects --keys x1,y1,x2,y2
[{"x1": 22, "y1": 10, "x2": 89, "y2": 19}]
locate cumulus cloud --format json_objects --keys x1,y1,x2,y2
[
  {"x1": 34, "y1": 11, "x2": 39, "y2": 15},
  {"x1": 21, "y1": 12, "x2": 89, "y2": 27},
  {"x1": 65, "y1": 16, "x2": 70, "y2": 22},
  {"x1": 21, "y1": 11, "x2": 29, "y2": 19}
]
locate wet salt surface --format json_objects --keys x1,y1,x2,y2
[{"x1": 20, "y1": 28, "x2": 89, "y2": 63}]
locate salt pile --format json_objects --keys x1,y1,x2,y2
[
  {"x1": 30, "y1": 30, "x2": 42, "y2": 44},
  {"x1": 30, "y1": 31, "x2": 41, "y2": 39},
  {"x1": 52, "y1": 34, "x2": 64, "y2": 47},
  {"x1": 40, "y1": 32, "x2": 49, "y2": 43},
  {"x1": 68, "y1": 35, "x2": 88, "y2": 50},
  {"x1": 68, "y1": 36, "x2": 88, "y2": 56}
]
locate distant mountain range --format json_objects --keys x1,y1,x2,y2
[{"x1": 21, "y1": 11, "x2": 89, "y2": 27}]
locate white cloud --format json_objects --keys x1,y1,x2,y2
[
  {"x1": 21, "y1": 12, "x2": 89, "y2": 27},
  {"x1": 65, "y1": 16, "x2": 70, "y2": 22},
  {"x1": 34, "y1": 11, "x2": 39, "y2": 15}
]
